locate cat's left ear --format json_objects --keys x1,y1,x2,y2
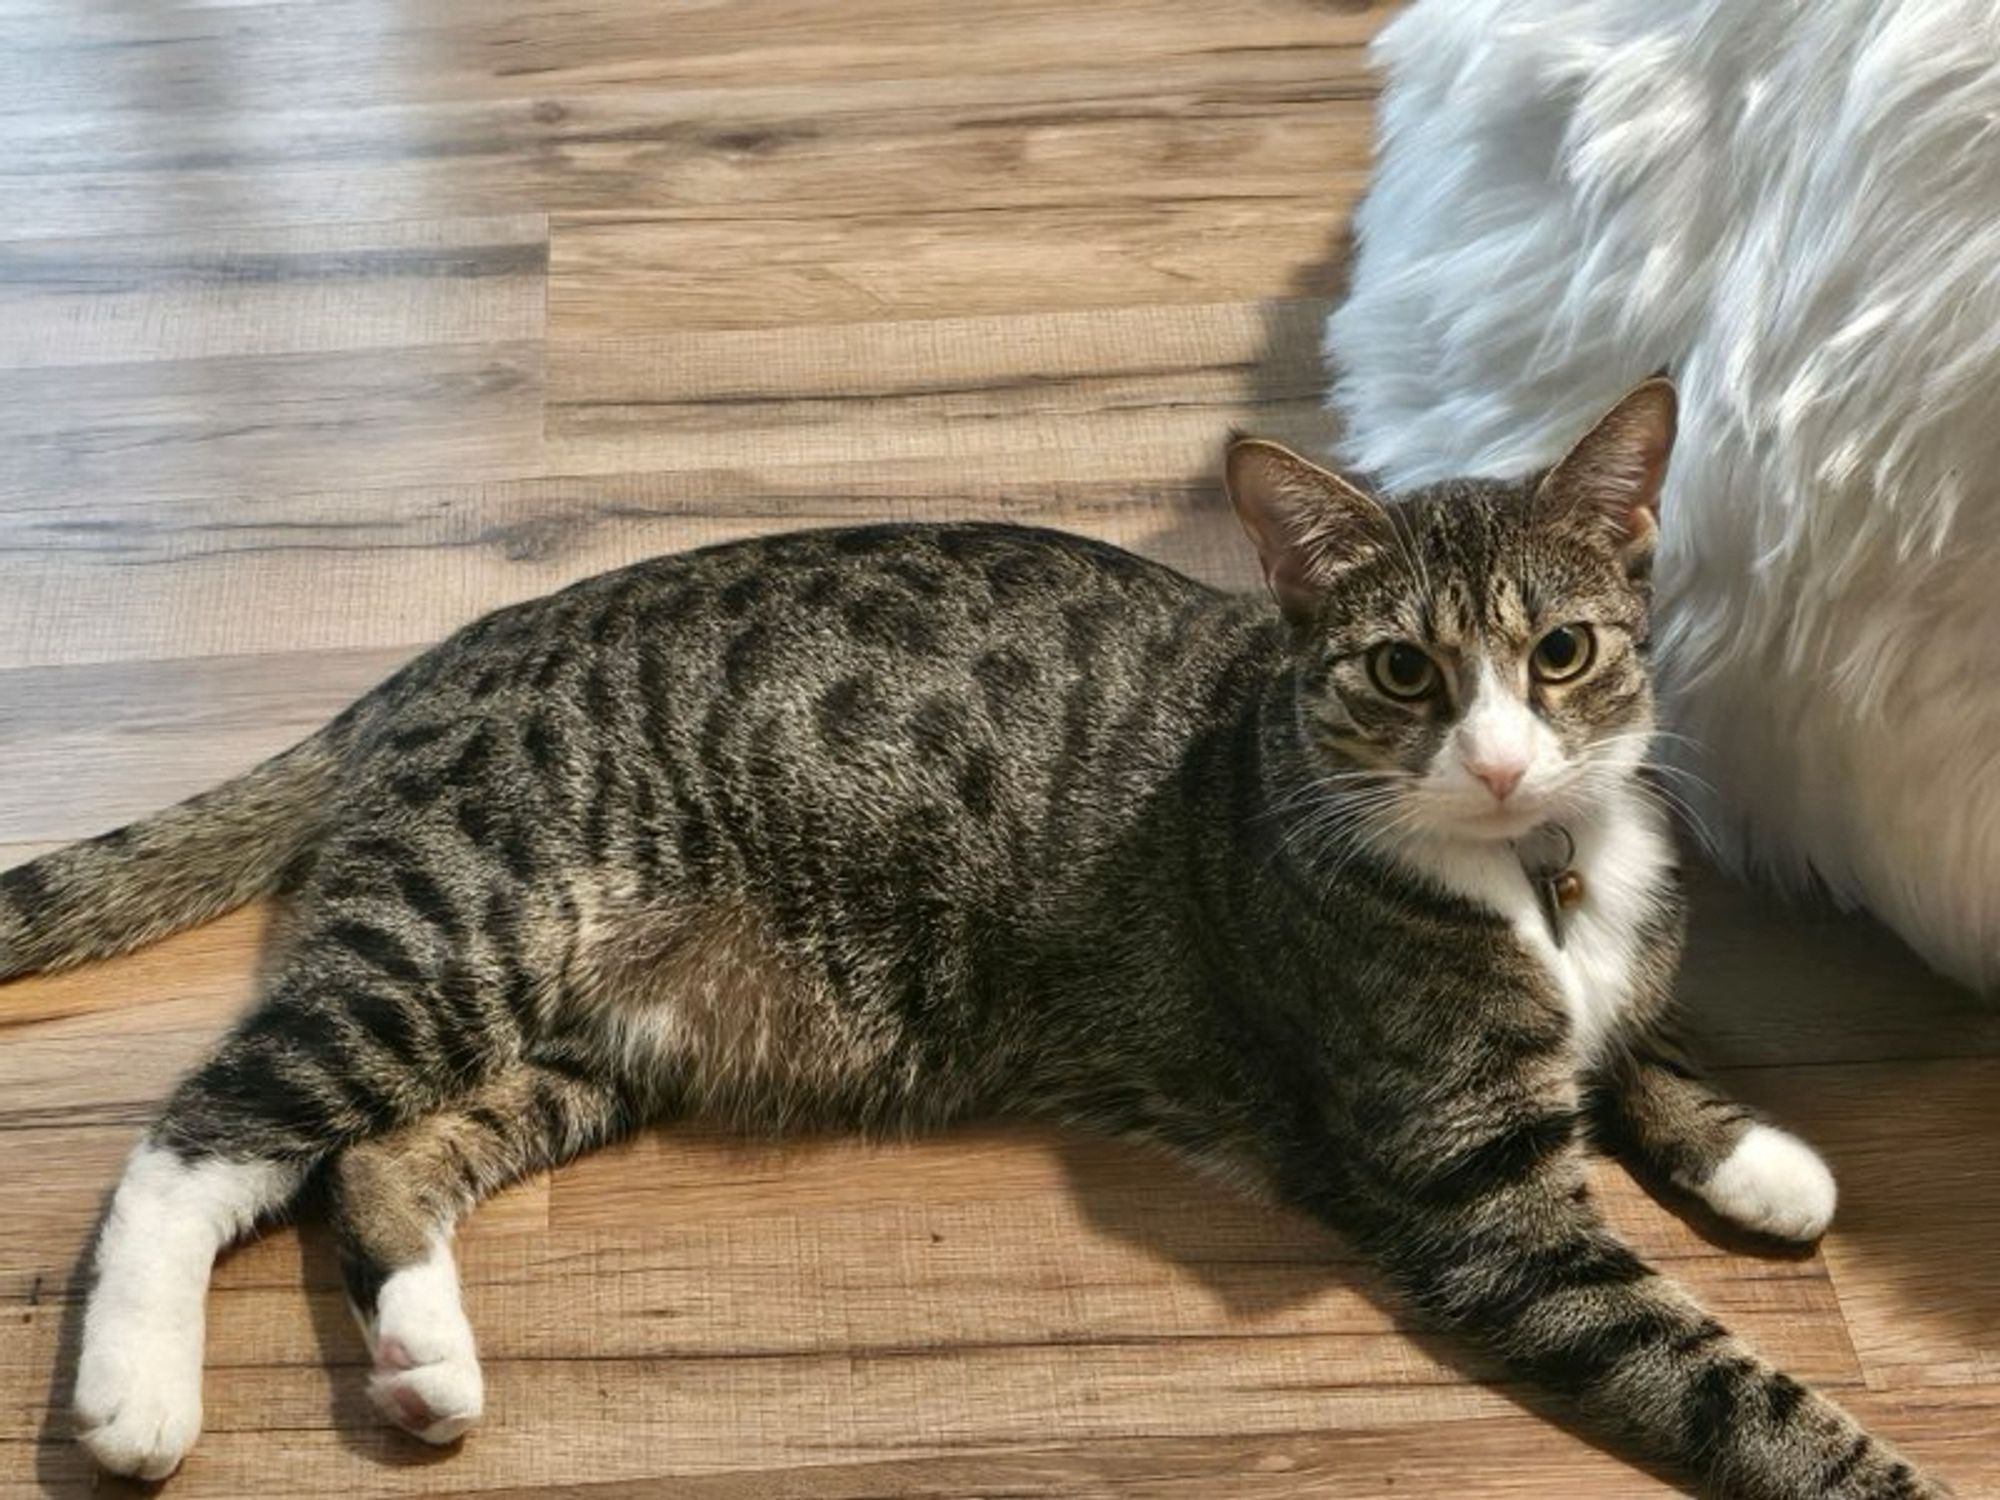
[
  {"x1": 1538, "y1": 379, "x2": 1677, "y2": 572},
  {"x1": 1225, "y1": 436, "x2": 1390, "y2": 626}
]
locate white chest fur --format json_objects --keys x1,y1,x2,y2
[{"x1": 1401, "y1": 795, "x2": 1674, "y2": 1060}]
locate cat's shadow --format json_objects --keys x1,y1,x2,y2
[
  {"x1": 293, "y1": 1217, "x2": 472, "y2": 1472},
  {"x1": 1669, "y1": 864, "x2": 2000, "y2": 1348},
  {"x1": 1046, "y1": 1130, "x2": 1696, "y2": 1493}
]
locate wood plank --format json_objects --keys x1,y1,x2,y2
[
  {"x1": 1744, "y1": 1062, "x2": 2000, "y2": 1392},
  {"x1": 549, "y1": 198, "x2": 1350, "y2": 336},
  {"x1": 1840, "y1": 1387, "x2": 2000, "y2": 1500},
  {"x1": 545, "y1": 1121, "x2": 1792, "y2": 1267},
  {"x1": 545, "y1": 300, "x2": 1338, "y2": 479},
  {"x1": 3, "y1": 1196, "x2": 1853, "y2": 1498},
  {"x1": 3, "y1": 1197, "x2": 1855, "y2": 1377},
  {"x1": 1, "y1": 1423, "x2": 1698, "y2": 1500},
  {"x1": 0, "y1": 649, "x2": 411, "y2": 844},
  {"x1": 21, "y1": 1399, "x2": 1998, "y2": 1500},
  {"x1": 0, "y1": 216, "x2": 546, "y2": 369},
  {"x1": 0, "y1": 905, "x2": 264, "y2": 1031},
  {"x1": 6, "y1": 0, "x2": 1994, "y2": 1493},
  {"x1": 0, "y1": 341, "x2": 545, "y2": 507},
  {"x1": 0, "y1": 0, "x2": 1386, "y2": 116},
  {"x1": 0, "y1": 928, "x2": 1869, "y2": 1497},
  {"x1": 1, "y1": 50, "x2": 1376, "y2": 242}
]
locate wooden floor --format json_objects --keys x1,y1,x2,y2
[{"x1": 2, "y1": 0, "x2": 1998, "y2": 1494}]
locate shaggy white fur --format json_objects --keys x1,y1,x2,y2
[{"x1": 1327, "y1": 0, "x2": 2000, "y2": 989}]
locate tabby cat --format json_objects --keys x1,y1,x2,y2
[{"x1": 0, "y1": 382, "x2": 1944, "y2": 1495}]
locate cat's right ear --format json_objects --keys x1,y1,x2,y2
[
  {"x1": 1537, "y1": 378, "x2": 1677, "y2": 569},
  {"x1": 1225, "y1": 436, "x2": 1389, "y2": 626}
]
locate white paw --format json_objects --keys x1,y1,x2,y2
[
  {"x1": 71, "y1": 1142, "x2": 290, "y2": 1480},
  {"x1": 74, "y1": 1326, "x2": 203, "y2": 1480},
  {"x1": 1701, "y1": 1124, "x2": 1838, "y2": 1241},
  {"x1": 365, "y1": 1241, "x2": 483, "y2": 1445},
  {"x1": 367, "y1": 1338, "x2": 484, "y2": 1445}
]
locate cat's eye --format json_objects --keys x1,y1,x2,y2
[
  {"x1": 1531, "y1": 624, "x2": 1596, "y2": 683},
  {"x1": 1367, "y1": 641, "x2": 1440, "y2": 701}
]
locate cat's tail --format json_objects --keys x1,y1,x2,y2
[{"x1": 0, "y1": 731, "x2": 343, "y2": 982}]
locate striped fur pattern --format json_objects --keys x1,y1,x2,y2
[{"x1": 1, "y1": 388, "x2": 1940, "y2": 1494}]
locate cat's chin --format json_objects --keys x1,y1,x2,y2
[{"x1": 1438, "y1": 803, "x2": 1563, "y2": 844}]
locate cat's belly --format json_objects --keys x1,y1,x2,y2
[{"x1": 553, "y1": 890, "x2": 923, "y2": 1125}]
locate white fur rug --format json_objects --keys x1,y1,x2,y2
[{"x1": 1327, "y1": 0, "x2": 2000, "y2": 990}]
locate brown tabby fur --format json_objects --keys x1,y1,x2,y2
[{"x1": 0, "y1": 385, "x2": 1945, "y2": 1496}]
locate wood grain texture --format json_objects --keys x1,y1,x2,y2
[
  {"x1": 549, "y1": 199, "x2": 1355, "y2": 335},
  {"x1": 0, "y1": 342, "x2": 547, "y2": 508},
  {"x1": 2, "y1": 0, "x2": 1997, "y2": 1495},
  {"x1": 0, "y1": 217, "x2": 546, "y2": 368}
]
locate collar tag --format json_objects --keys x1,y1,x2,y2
[{"x1": 1515, "y1": 824, "x2": 1584, "y2": 949}]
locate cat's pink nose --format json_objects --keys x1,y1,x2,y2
[{"x1": 1466, "y1": 759, "x2": 1526, "y2": 801}]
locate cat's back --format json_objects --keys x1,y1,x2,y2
[
  {"x1": 432, "y1": 522, "x2": 1221, "y2": 677},
  {"x1": 631, "y1": 520, "x2": 1220, "y2": 650},
  {"x1": 393, "y1": 523, "x2": 1241, "y2": 713},
  {"x1": 352, "y1": 522, "x2": 1273, "y2": 846}
]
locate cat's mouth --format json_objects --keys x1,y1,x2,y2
[
  {"x1": 1453, "y1": 800, "x2": 1555, "y2": 841},
  {"x1": 1412, "y1": 770, "x2": 1604, "y2": 844}
]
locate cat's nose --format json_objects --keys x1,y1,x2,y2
[{"x1": 1465, "y1": 759, "x2": 1526, "y2": 802}]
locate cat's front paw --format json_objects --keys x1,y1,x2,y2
[{"x1": 1700, "y1": 1123, "x2": 1837, "y2": 1241}]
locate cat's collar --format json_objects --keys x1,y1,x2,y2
[{"x1": 1514, "y1": 823, "x2": 1585, "y2": 948}]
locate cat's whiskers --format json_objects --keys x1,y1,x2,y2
[
  {"x1": 1259, "y1": 767, "x2": 1399, "y2": 823},
  {"x1": 1298, "y1": 777, "x2": 1444, "y2": 879},
  {"x1": 1273, "y1": 777, "x2": 1414, "y2": 875},
  {"x1": 1336, "y1": 802, "x2": 1429, "y2": 879},
  {"x1": 1283, "y1": 791, "x2": 1406, "y2": 861},
  {"x1": 1570, "y1": 728, "x2": 1720, "y2": 805},
  {"x1": 1629, "y1": 779, "x2": 1724, "y2": 862},
  {"x1": 1570, "y1": 757, "x2": 1723, "y2": 861},
  {"x1": 1585, "y1": 728, "x2": 1722, "y2": 797}
]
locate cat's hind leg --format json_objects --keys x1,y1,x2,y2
[
  {"x1": 75, "y1": 878, "x2": 526, "y2": 1478},
  {"x1": 74, "y1": 1139, "x2": 302, "y2": 1479},
  {"x1": 73, "y1": 973, "x2": 386, "y2": 1481},
  {"x1": 1592, "y1": 1028, "x2": 1837, "y2": 1241},
  {"x1": 326, "y1": 1056, "x2": 638, "y2": 1444}
]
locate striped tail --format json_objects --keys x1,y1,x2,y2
[{"x1": 0, "y1": 734, "x2": 341, "y2": 982}]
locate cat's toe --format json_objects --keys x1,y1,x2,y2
[
  {"x1": 1700, "y1": 1123, "x2": 1837, "y2": 1241},
  {"x1": 367, "y1": 1342, "x2": 484, "y2": 1445},
  {"x1": 74, "y1": 1355, "x2": 203, "y2": 1480},
  {"x1": 74, "y1": 1308, "x2": 205, "y2": 1479}
]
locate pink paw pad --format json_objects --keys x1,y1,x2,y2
[{"x1": 388, "y1": 1382, "x2": 435, "y2": 1431}]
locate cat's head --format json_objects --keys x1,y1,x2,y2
[{"x1": 1226, "y1": 380, "x2": 1674, "y2": 844}]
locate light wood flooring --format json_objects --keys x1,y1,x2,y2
[{"x1": 2, "y1": 0, "x2": 1997, "y2": 1494}]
